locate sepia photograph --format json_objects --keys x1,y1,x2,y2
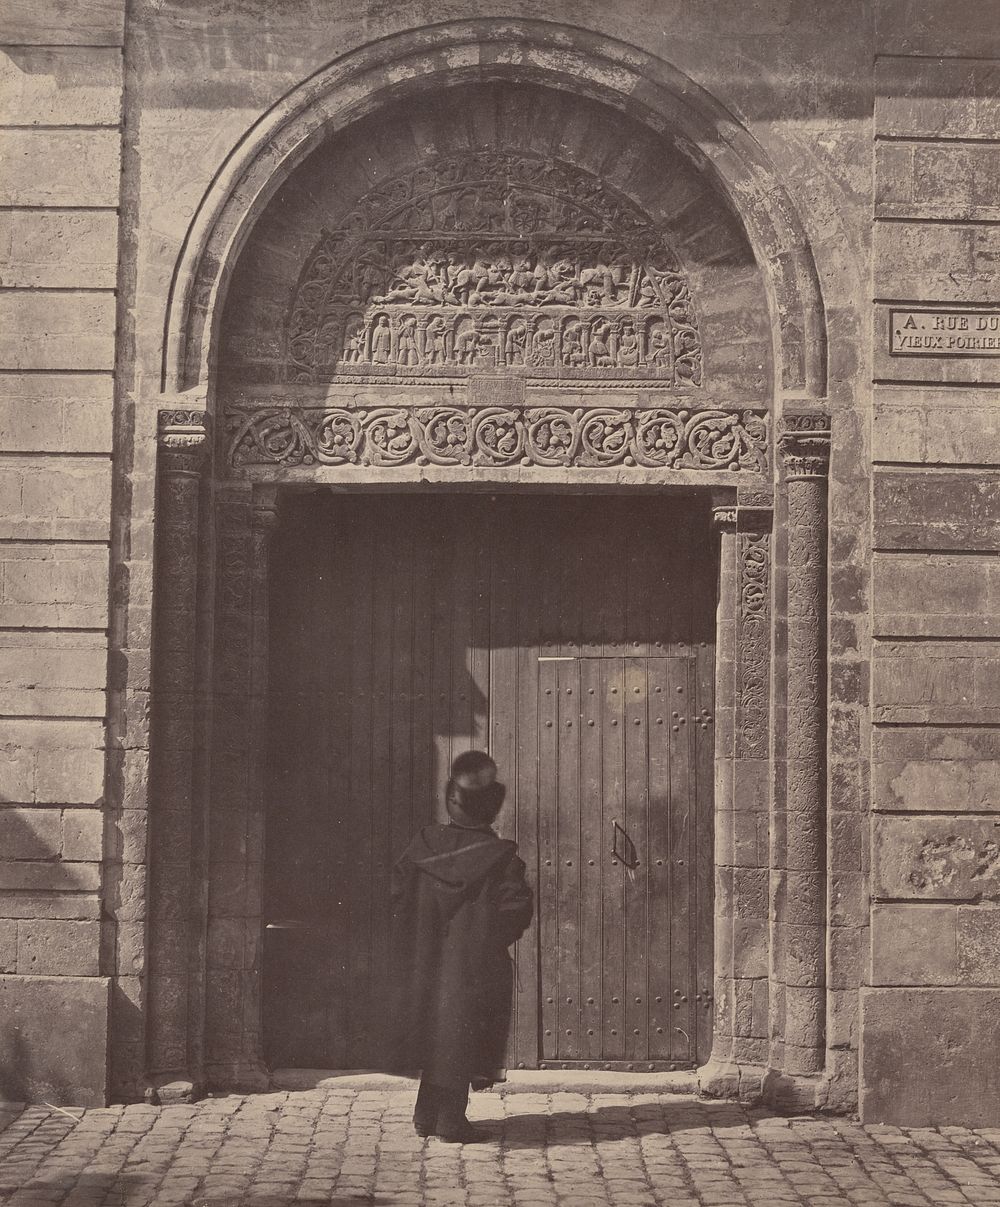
[{"x1": 0, "y1": 0, "x2": 999, "y2": 1203}]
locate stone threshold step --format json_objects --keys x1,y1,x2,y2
[{"x1": 270, "y1": 1068, "x2": 700, "y2": 1095}]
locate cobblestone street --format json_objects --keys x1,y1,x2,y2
[{"x1": 1, "y1": 1090, "x2": 1000, "y2": 1207}]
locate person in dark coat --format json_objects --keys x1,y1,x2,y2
[{"x1": 388, "y1": 750, "x2": 533, "y2": 1142}]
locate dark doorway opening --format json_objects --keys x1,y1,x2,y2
[{"x1": 262, "y1": 491, "x2": 715, "y2": 1071}]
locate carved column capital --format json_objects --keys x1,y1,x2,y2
[
  {"x1": 777, "y1": 411, "x2": 830, "y2": 480},
  {"x1": 158, "y1": 409, "x2": 210, "y2": 476},
  {"x1": 711, "y1": 489, "x2": 738, "y2": 535},
  {"x1": 711, "y1": 505, "x2": 737, "y2": 533}
]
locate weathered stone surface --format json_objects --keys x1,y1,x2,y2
[
  {"x1": 0, "y1": 975, "x2": 108, "y2": 1105},
  {"x1": 876, "y1": 142, "x2": 1000, "y2": 222},
  {"x1": 957, "y1": 905, "x2": 1000, "y2": 985},
  {"x1": 873, "y1": 553, "x2": 1000, "y2": 638},
  {"x1": 0, "y1": 631, "x2": 107, "y2": 717},
  {"x1": 0, "y1": 210, "x2": 119, "y2": 289},
  {"x1": 874, "y1": 470, "x2": 1000, "y2": 552},
  {"x1": 871, "y1": 903, "x2": 958, "y2": 985},
  {"x1": 0, "y1": 47, "x2": 122, "y2": 126},
  {"x1": 874, "y1": 390, "x2": 1000, "y2": 467},
  {"x1": 0, "y1": 544, "x2": 109, "y2": 629},
  {"x1": 874, "y1": 814, "x2": 1000, "y2": 901},
  {"x1": 0, "y1": 862, "x2": 100, "y2": 892},
  {"x1": 0, "y1": 457, "x2": 112, "y2": 540},
  {"x1": 1, "y1": 0, "x2": 125, "y2": 45},
  {"x1": 860, "y1": 987, "x2": 1000, "y2": 1126},
  {"x1": 16, "y1": 919, "x2": 100, "y2": 976},
  {"x1": 876, "y1": 0, "x2": 1000, "y2": 58},
  {"x1": 0, "y1": 292, "x2": 116, "y2": 371},
  {"x1": 0, "y1": 373, "x2": 113, "y2": 454},
  {"x1": 0, "y1": 920, "x2": 16, "y2": 973},
  {"x1": 0, "y1": 808, "x2": 61, "y2": 861},
  {"x1": 0, "y1": 891, "x2": 100, "y2": 920},
  {"x1": 874, "y1": 724, "x2": 1000, "y2": 816},
  {"x1": 874, "y1": 639, "x2": 1000, "y2": 724},
  {"x1": 874, "y1": 220, "x2": 1000, "y2": 304},
  {"x1": 0, "y1": 129, "x2": 120, "y2": 206},
  {"x1": 876, "y1": 54, "x2": 1000, "y2": 139},
  {"x1": 61, "y1": 809, "x2": 104, "y2": 862}
]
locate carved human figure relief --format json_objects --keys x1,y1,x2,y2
[{"x1": 286, "y1": 151, "x2": 703, "y2": 387}]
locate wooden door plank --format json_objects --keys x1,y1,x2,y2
[
  {"x1": 346, "y1": 498, "x2": 376, "y2": 1066},
  {"x1": 409, "y1": 501, "x2": 437, "y2": 836},
  {"x1": 623, "y1": 654, "x2": 649, "y2": 1063},
  {"x1": 389, "y1": 502, "x2": 415, "y2": 865},
  {"x1": 512, "y1": 505, "x2": 541, "y2": 1068},
  {"x1": 578, "y1": 656, "x2": 604, "y2": 1061},
  {"x1": 600, "y1": 657, "x2": 625, "y2": 1060},
  {"x1": 667, "y1": 653, "x2": 695, "y2": 1062},
  {"x1": 695, "y1": 638, "x2": 716, "y2": 1060},
  {"x1": 556, "y1": 656, "x2": 582, "y2": 1058},
  {"x1": 646, "y1": 656, "x2": 672, "y2": 1060},
  {"x1": 367, "y1": 499, "x2": 397, "y2": 1067},
  {"x1": 323, "y1": 499, "x2": 354, "y2": 1068},
  {"x1": 469, "y1": 499, "x2": 491, "y2": 755},
  {"x1": 448, "y1": 498, "x2": 476, "y2": 768},
  {"x1": 429, "y1": 504, "x2": 454, "y2": 818},
  {"x1": 538, "y1": 653, "x2": 559, "y2": 1061}
]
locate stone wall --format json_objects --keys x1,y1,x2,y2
[
  {"x1": 1, "y1": 0, "x2": 998, "y2": 1125},
  {"x1": 0, "y1": 1, "x2": 126, "y2": 1103},
  {"x1": 863, "y1": 0, "x2": 1000, "y2": 1127}
]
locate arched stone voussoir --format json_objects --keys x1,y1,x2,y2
[{"x1": 164, "y1": 18, "x2": 826, "y2": 401}]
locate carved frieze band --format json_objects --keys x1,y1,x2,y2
[{"x1": 227, "y1": 404, "x2": 768, "y2": 472}]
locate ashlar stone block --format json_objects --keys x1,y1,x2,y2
[
  {"x1": 0, "y1": 974, "x2": 109, "y2": 1105},
  {"x1": 874, "y1": 814, "x2": 1000, "y2": 901},
  {"x1": 16, "y1": 919, "x2": 100, "y2": 976},
  {"x1": 861, "y1": 987, "x2": 1000, "y2": 1126},
  {"x1": 0, "y1": 807, "x2": 61, "y2": 860},
  {"x1": 871, "y1": 903, "x2": 958, "y2": 985}
]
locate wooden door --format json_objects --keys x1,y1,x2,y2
[{"x1": 262, "y1": 492, "x2": 714, "y2": 1070}]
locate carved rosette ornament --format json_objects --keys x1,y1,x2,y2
[
  {"x1": 227, "y1": 404, "x2": 768, "y2": 473},
  {"x1": 285, "y1": 151, "x2": 703, "y2": 388},
  {"x1": 775, "y1": 410, "x2": 830, "y2": 1086}
]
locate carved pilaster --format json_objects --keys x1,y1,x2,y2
[
  {"x1": 202, "y1": 485, "x2": 278, "y2": 1091},
  {"x1": 768, "y1": 411, "x2": 830, "y2": 1104},
  {"x1": 147, "y1": 410, "x2": 209, "y2": 1099},
  {"x1": 702, "y1": 491, "x2": 772, "y2": 1101},
  {"x1": 701, "y1": 497, "x2": 739, "y2": 1095}
]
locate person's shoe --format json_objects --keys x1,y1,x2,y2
[
  {"x1": 413, "y1": 1117, "x2": 436, "y2": 1138},
  {"x1": 435, "y1": 1120, "x2": 484, "y2": 1144}
]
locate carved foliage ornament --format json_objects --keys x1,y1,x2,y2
[
  {"x1": 736, "y1": 529, "x2": 770, "y2": 759},
  {"x1": 286, "y1": 152, "x2": 702, "y2": 388},
  {"x1": 228, "y1": 404, "x2": 766, "y2": 472}
]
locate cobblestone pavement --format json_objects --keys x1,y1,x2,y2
[{"x1": 2, "y1": 1090, "x2": 1000, "y2": 1207}]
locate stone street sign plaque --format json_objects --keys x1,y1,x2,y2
[{"x1": 890, "y1": 308, "x2": 1000, "y2": 356}]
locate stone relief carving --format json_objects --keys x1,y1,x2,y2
[
  {"x1": 286, "y1": 152, "x2": 702, "y2": 387},
  {"x1": 227, "y1": 404, "x2": 766, "y2": 471},
  {"x1": 736, "y1": 528, "x2": 770, "y2": 759}
]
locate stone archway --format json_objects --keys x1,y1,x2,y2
[{"x1": 143, "y1": 28, "x2": 834, "y2": 1111}]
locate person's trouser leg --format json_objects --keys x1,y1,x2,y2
[
  {"x1": 434, "y1": 1082, "x2": 471, "y2": 1138},
  {"x1": 413, "y1": 1077, "x2": 439, "y2": 1136}
]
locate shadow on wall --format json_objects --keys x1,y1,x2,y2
[{"x1": 0, "y1": 804, "x2": 111, "y2": 1106}]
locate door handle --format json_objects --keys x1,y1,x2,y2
[{"x1": 611, "y1": 820, "x2": 639, "y2": 870}]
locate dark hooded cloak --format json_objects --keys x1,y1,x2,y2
[{"x1": 387, "y1": 822, "x2": 533, "y2": 1089}]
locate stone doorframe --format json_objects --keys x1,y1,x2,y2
[{"x1": 135, "y1": 19, "x2": 844, "y2": 1109}]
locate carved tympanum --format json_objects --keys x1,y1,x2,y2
[{"x1": 286, "y1": 152, "x2": 702, "y2": 387}]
